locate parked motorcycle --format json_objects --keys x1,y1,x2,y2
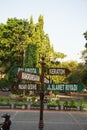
[{"x1": 0, "y1": 113, "x2": 11, "y2": 130}]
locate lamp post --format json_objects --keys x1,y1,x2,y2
[{"x1": 39, "y1": 54, "x2": 45, "y2": 130}]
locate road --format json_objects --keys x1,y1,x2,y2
[{"x1": 0, "y1": 110, "x2": 87, "y2": 130}]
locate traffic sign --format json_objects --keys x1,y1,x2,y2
[
  {"x1": 14, "y1": 67, "x2": 39, "y2": 74},
  {"x1": 45, "y1": 84, "x2": 84, "y2": 92},
  {"x1": 47, "y1": 68, "x2": 70, "y2": 75},
  {"x1": 18, "y1": 84, "x2": 37, "y2": 90}
]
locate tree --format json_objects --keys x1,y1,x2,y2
[
  {"x1": 0, "y1": 15, "x2": 68, "y2": 88},
  {"x1": 0, "y1": 16, "x2": 54, "y2": 87},
  {"x1": 65, "y1": 63, "x2": 87, "y2": 87},
  {"x1": 82, "y1": 31, "x2": 87, "y2": 64},
  {"x1": 24, "y1": 43, "x2": 37, "y2": 67}
]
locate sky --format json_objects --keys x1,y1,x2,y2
[{"x1": 0, "y1": 0, "x2": 87, "y2": 62}]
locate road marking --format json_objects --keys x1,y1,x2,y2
[
  {"x1": 11, "y1": 111, "x2": 18, "y2": 121},
  {"x1": 68, "y1": 113, "x2": 85, "y2": 130}
]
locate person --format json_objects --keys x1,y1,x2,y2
[{"x1": 0, "y1": 113, "x2": 11, "y2": 130}]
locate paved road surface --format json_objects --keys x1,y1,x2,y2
[{"x1": 0, "y1": 110, "x2": 87, "y2": 130}]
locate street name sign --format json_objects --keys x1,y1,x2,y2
[
  {"x1": 46, "y1": 84, "x2": 84, "y2": 92},
  {"x1": 14, "y1": 67, "x2": 39, "y2": 74},
  {"x1": 18, "y1": 71, "x2": 49, "y2": 83},
  {"x1": 47, "y1": 68, "x2": 70, "y2": 75},
  {"x1": 18, "y1": 84, "x2": 37, "y2": 90},
  {"x1": 18, "y1": 71, "x2": 40, "y2": 82}
]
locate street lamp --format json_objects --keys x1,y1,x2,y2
[{"x1": 39, "y1": 54, "x2": 45, "y2": 130}]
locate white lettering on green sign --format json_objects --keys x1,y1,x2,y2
[
  {"x1": 46, "y1": 84, "x2": 83, "y2": 92},
  {"x1": 47, "y1": 84, "x2": 64, "y2": 91},
  {"x1": 18, "y1": 67, "x2": 39, "y2": 74},
  {"x1": 66, "y1": 84, "x2": 77, "y2": 91}
]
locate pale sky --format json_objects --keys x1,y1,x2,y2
[{"x1": 0, "y1": 0, "x2": 87, "y2": 62}]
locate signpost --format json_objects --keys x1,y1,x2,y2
[
  {"x1": 16, "y1": 56, "x2": 71, "y2": 130},
  {"x1": 47, "y1": 68, "x2": 70, "y2": 75},
  {"x1": 46, "y1": 84, "x2": 84, "y2": 92}
]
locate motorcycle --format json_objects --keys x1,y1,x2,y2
[{"x1": 0, "y1": 113, "x2": 11, "y2": 130}]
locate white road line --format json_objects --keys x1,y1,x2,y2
[
  {"x1": 11, "y1": 111, "x2": 18, "y2": 121},
  {"x1": 68, "y1": 112, "x2": 85, "y2": 130}
]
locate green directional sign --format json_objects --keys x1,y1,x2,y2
[
  {"x1": 45, "y1": 84, "x2": 84, "y2": 92},
  {"x1": 14, "y1": 67, "x2": 39, "y2": 74}
]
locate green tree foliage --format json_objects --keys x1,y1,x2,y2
[
  {"x1": 66, "y1": 31, "x2": 87, "y2": 87},
  {"x1": 83, "y1": 31, "x2": 87, "y2": 41},
  {"x1": 0, "y1": 15, "x2": 59, "y2": 88},
  {"x1": 0, "y1": 15, "x2": 78, "y2": 89},
  {"x1": 65, "y1": 65, "x2": 82, "y2": 84},
  {"x1": 81, "y1": 31, "x2": 87, "y2": 64},
  {"x1": 65, "y1": 62, "x2": 87, "y2": 87},
  {"x1": 24, "y1": 43, "x2": 37, "y2": 67},
  {"x1": 0, "y1": 18, "x2": 29, "y2": 69},
  {"x1": 81, "y1": 67, "x2": 87, "y2": 85}
]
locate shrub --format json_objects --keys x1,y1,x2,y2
[
  {"x1": 23, "y1": 96, "x2": 27, "y2": 102},
  {"x1": 31, "y1": 96, "x2": 36, "y2": 103},
  {"x1": 0, "y1": 96, "x2": 10, "y2": 105},
  {"x1": 47, "y1": 98, "x2": 51, "y2": 105},
  {"x1": 0, "y1": 96, "x2": 4, "y2": 103},
  {"x1": 79, "y1": 98, "x2": 84, "y2": 106},
  {"x1": 70, "y1": 99, "x2": 78, "y2": 107},
  {"x1": 56, "y1": 100, "x2": 61, "y2": 106},
  {"x1": 63, "y1": 100, "x2": 70, "y2": 106}
]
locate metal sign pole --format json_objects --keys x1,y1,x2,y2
[{"x1": 39, "y1": 54, "x2": 45, "y2": 130}]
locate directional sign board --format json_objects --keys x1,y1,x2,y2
[
  {"x1": 17, "y1": 71, "x2": 49, "y2": 83},
  {"x1": 46, "y1": 84, "x2": 84, "y2": 92},
  {"x1": 18, "y1": 84, "x2": 37, "y2": 90},
  {"x1": 47, "y1": 68, "x2": 70, "y2": 75},
  {"x1": 18, "y1": 71, "x2": 40, "y2": 82},
  {"x1": 14, "y1": 67, "x2": 39, "y2": 74}
]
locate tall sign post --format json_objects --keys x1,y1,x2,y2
[
  {"x1": 39, "y1": 54, "x2": 45, "y2": 130},
  {"x1": 17, "y1": 55, "x2": 72, "y2": 130}
]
